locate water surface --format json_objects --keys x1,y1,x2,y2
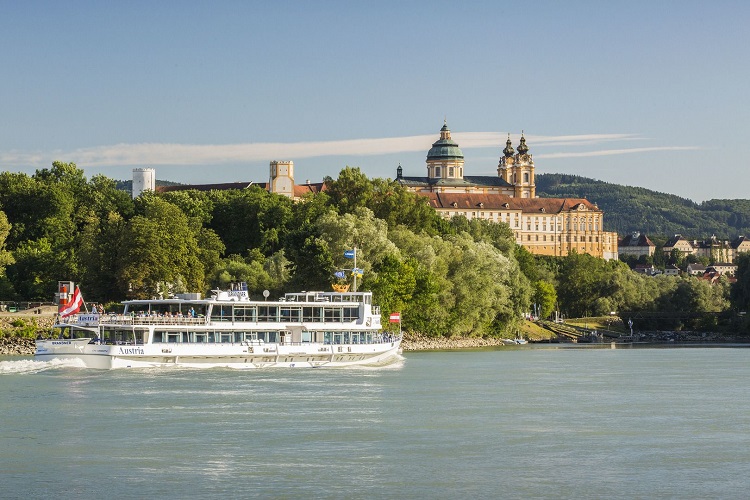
[{"x1": 1, "y1": 347, "x2": 748, "y2": 499}]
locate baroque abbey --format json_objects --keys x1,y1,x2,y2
[
  {"x1": 397, "y1": 123, "x2": 618, "y2": 259},
  {"x1": 151, "y1": 122, "x2": 618, "y2": 260}
]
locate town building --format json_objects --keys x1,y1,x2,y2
[
  {"x1": 397, "y1": 123, "x2": 618, "y2": 260},
  {"x1": 662, "y1": 234, "x2": 694, "y2": 257},
  {"x1": 707, "y1": 263, "x2": 738, "y2": 276},
  {"x1": 618, "y1": 232, "x2": 656, "y2": 258},
  {"x1": 729, "y1": 236, "x2": 750, "y2": 262},
  {"x1": 660, "y1": 235, "x2": 750, "y2": 264},
  {"x1": 633, "y1": 264, "x2": 659, "y2": 276},
  {"x1": 663, "y1": 264, "x2": 680, "y2": 276},
  {"x1": 687, "y1": 263, "x2": 707, "y2": 276}
]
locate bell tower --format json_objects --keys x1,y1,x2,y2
[
  {"x1": 497, "y1": 133, "x2": 535, "y2": 198},
  {"x1": 269, "y1": 161, "x2": 294, "y2": 198}
]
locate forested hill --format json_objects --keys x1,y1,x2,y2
[{"x1": 536, "y1": 173, "x2": 750, "y2": 239}]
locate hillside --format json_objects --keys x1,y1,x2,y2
[{"x1": 536, "y1": 173, "x2": 750, "y2": 239}]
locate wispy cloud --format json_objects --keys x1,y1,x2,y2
[
  {"x1": 537, "y1": 146, "x2": 700, "y2": 159},
  {"x1": 0, "y1": 132, "x2": 695, "y2": 167}
]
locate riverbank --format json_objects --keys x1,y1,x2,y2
[
  {"x1": 401, "y1": 333, "x2": 511, "y2": 351},
  {"x1": 0, "y1": 337, "x2": 35, "y2": 355}
]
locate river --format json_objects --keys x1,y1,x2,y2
[{"x1": 1, "y1": 346, "x2": 748, "y2": 499}]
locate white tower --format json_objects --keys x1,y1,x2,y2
[
  {"x1": 269, "y1": 161, "x2": 294, "y2": 198},
  {"x1": 132, "y1": 168, "x2": 156, "y2": 199}
]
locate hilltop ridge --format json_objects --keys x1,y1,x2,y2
[{"x1": 536, "y1": 173, "x2": 750, "y2": 239}]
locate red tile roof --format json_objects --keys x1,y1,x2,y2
[{"x1": 422, "y1": 193, "x2": 600, "y2": 214}]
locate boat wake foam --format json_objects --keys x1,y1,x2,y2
[
  {"x1": 330, "y1": 353, "x2": 406, "y2": 370},
  {"x1": 0, "y1": 357, "x2": 87, "y2": 375}
]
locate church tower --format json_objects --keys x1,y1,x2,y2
[
  {"x1": 269, "y1": 161, "x2": 294, "y2": 198},
  {"x1": 497, "y1": 133, "x2": 535, "y2": 198},
  {"x1": 426, "y1": 121, "x2": 465, "y2": 181}
]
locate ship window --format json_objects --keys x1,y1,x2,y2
[
  {"x1": 343, "y1": 331, "x2": 351, "y2": 344},
  {"x1": 280, "y1": 306, "x2": 301, "y2": 322},
  {"x1": 213, "y1": 305, "x2": 233, "y2": 322},
  {"x1": 334, "y1": 332, "x2": 343, "y2": 344},
  {"x1": 234, "y1": 306, "x2": 257, "y2": 321},
  {"x1": 324, "y1": 332, "x2": 333, "y2": 344},
  {"x1": 303, "y1": 306, "x2": 325, "y2": 322},
  {"x1": 301, "y1": 331, "x2": 312, "y2": 343},
  {"x1": 258, "y1": 306, "x2": 279, "y2": 322},
  {"x1": 324, "y1": 307, "x2": 342, "y2": 322},
  {"x1": 343, "y1": 307, "x2": 359, "y2": 321},
  {"x1": 253, "y1": 331, "x2": 279, "y2": 343}
]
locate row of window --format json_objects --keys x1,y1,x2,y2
[
  {"x1": 521, "y1": 235, "x2": 602, "y2": 242},
  {"x1": 442, "y1": 211, "x2": 602, "y2": 230},
  {"x1": 149, "y1": 330, "x2": 378, "y2": 345},
  {"x1": 432, "y1": 166, "x2": 463, "y2": 178},
  {"x1": 211, "y1": 305, "x2": 360, "y2": 323}
]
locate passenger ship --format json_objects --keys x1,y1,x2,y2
[{"x1": 35, "y1": 283, "x2": 401, "y2": 369}]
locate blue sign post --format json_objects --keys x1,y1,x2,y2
[{"x1": 343, "y1": 248, "x2": 359, "y2": 291}]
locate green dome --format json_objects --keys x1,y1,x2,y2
[{"x1": 427, "y1": 124, "x2": 464, "y2": 160}]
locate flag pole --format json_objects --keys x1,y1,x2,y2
[{"x1": 353, "y1": 246, "x2": 357, "y2": 293}]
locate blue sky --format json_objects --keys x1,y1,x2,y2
[{"x1": 0, "y1": 1, "x2": 748, "y2": 202}]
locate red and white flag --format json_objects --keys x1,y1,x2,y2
[
  {"x1": 389, "y1": 312, "x2": 401, "y2": 323},
  {"x1": 59, "y1": 286, "x2": 83, "y2": 318}
]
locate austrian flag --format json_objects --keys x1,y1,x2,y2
[
  {"x1": 389, "y1": 312, "x2": 401, "y2": 323},
  {"x1": 59, "y1": 286, "x2": 83, "y2": 318}
]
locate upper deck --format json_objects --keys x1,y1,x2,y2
[{"x1": 94, "y1": 289, "x2": 381, "y2": 327}]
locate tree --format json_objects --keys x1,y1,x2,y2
[
  {"x1": 208, "y1": 187, "x2": 293, "y2": 256},
  {"x1": 731, "y1": 253, "x2": 750, "y2": 311},
  {"x1": 6, "y1": 238, "x2": 71, "y2": 300},
  {"x1": 367, "y1": 177, "x2": 444, "y2": 235},
  {"x1": 366, "y1": 254, "x2": 417, "y2": 327},
  {"x1": 77, "y1": 211, "x2": 128, "y2": 301},
  {"x1": 534, "y1": 280, "x2": 557, "y2": 319},
  {"x1": 0, "y1": 210, "x2": 13, "y2": 276},
  {"x1": 209, "y1": 255, "x2": 273, "y2": 296},
  {"x1": 118, "y1": 194, "x2": 205, "y2": 298},
  {"x1": 557, "y1": 251, "x2": 604, "y2": 317},
  {"x1": 323, "y1": 167, "x2": 374, "y2": 215}
]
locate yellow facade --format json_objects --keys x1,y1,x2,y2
[{"x1": 399, "y1": 125, "x2": 617, "y2": 260}]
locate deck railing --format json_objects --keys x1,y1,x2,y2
[{"x1": 102, "y1": 314, "x2": 208, "y2": 326}]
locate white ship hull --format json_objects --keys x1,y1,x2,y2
[{"x1": 36, "y1": 338, "x2": 401, "y2": 369}]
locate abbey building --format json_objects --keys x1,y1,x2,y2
[
  {"x1": 397, "y1": 123, "x2": 618, "y2": 260},
  {"x1": 147, "y1": 122, "x2": 617, "y2": 260}
]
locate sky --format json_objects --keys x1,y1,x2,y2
[{"x1": 0, "y1": 1, "x2": 748, "y2": 202}]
